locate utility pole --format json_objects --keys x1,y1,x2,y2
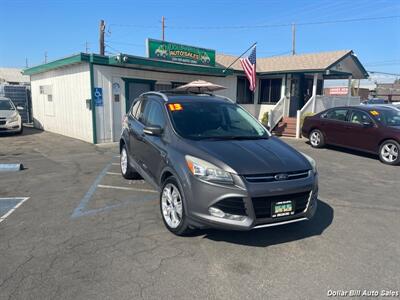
[
  {"x1": 291, "y1": 23, "x2": 296, "y2": 55},
  {"x1": 99, "y1": 20, "x2": 105, "y2": 56},
  {"x1": 25, "y1": 58, "x2": 28, "y2": 68},
  {"x1": 44, "y1": 51, "x2": 48, "y2": 63},
  {"x1": 85, "y1": 41, "x2": 89, "y2": 53},
  {"x1": 161, "y1": 16, "x2": 165, "y2": 41}
]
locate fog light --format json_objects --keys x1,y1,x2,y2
[
  {"x1": 225, "y1": 214, "x2": 245, "y2": 221},
  {"x1": 209, "y1": 207, "x2": 246, "y2": 221},
  {"x1": 209, "y1": 207, "x2": 225, "y2": 218}
]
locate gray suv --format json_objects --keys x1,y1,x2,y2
[{"x1": 120, "y1": 92, "x2": 318, "y2": 235}]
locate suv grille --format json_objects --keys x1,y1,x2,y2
[
  {"x1": 251, "y1": 191, "x2": 310, "y2": 219},
  {"x1": 244, "y1": 170, "x2": 310, "y2": 183},
  {"x1": 213, "y1": 197, "x2": 247, "y2": 216}
]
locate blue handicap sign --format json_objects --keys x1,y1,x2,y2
[{"x1": 94, "y1": 87, "x2": 103, "y2": 107}]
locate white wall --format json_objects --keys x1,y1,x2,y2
[
  {"x1": 93, "y1": 65, "x2": 237, "y2": 143},
  {"x1": 30, "y1": 63, "x2": 93, "y2": 143}
]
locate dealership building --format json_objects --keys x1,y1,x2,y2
[{"x1": 24, "y1": 39, "x2": 368, "y2": 143}]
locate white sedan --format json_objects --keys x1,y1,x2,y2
[{"x1": 0, "y1": 96, "x2": 23, "y2": 134}]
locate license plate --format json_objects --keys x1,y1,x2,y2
[{"x1": 272, "y1": 200, "x2": 295, "y2": 218}]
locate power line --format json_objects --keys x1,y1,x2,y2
[
  {"x1": 110, "y1": 15, "x2": 399, "y2": 31},
  {"x1": 368, "y1": 70, "x2": 400, "y2": 76}
]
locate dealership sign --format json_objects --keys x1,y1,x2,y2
[
  {"x1": 326, "y1": 87, "x2": 349, "y2": 95},
  {"x1": 146, "y1": 38, "x2": 216, "y2": 66}
]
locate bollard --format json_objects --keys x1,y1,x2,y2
[{"x1": 0, "y1": 163, "x2": 24, "y2": 172}]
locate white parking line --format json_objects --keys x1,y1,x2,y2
[
  {"x1": 0, "y1": 197, "x2": 30, "y2": 223},
  {"x1": 111, "y1": 163, "x2": 120, "y2": 166},
  {"x1": 97, "y1": 184, "x2": 157, "y2": 193},
  {"x1": 106, "y1": 172, "x2": 121, "y2": 175}
]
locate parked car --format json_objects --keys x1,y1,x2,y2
[
  {"x1": 120, "y1": 92, "x2": 318, "y2": 235},
  {"x1": 0, "y1": 96, "x2": 23, "y2": 134},
  {"x1": 361, "y1": 98, "x2": 389, "y2": 105},
  {"x1": 302, "y1": 105, "x2": 400, "y2": 165},
  {"x1": 393, "y1": 102, "x2": 400, "y2": 110}
]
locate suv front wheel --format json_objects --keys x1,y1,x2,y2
[{"x1": 160, "y1": 177, "x2": 192, "y2": 236}]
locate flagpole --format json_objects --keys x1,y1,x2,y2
[{"x1": 222, "y1": 42, "x2": 257, "y2": 73}]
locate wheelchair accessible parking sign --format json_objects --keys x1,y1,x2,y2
[{"x1": 94, "y1": 87, "x2": 103, "y2": 107}]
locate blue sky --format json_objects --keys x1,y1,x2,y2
[{"x1": 1, "y1": 0, "x2": 399, "y2": 82}]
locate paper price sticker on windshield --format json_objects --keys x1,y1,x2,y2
[
  {"x1": 168, "y1": 103, "x2": 183, "y2": 111},
  {"x1": 370, "y1": 110, "x2": 380, "y2": 116}
]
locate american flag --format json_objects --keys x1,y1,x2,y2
[{"x1": 240, "y1": 46, "x2": 256, "y2": 92}]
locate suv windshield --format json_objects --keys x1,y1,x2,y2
[
  {"x1": 167, "y1": 101, "x2": 269, "y2": 140},
  {"x1": 0, "y1": 99, "x2": 15, "y2": 110},
  {"x1": 372, "y1": 109, "x2": 400, "y2": 126}
]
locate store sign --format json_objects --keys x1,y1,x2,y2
[
  {"x1": 147, "y1": 38, "x2": 216, "y2": 66},
  {"x1": 326, "y1": 87, "x2": 348, "y2": 95}
]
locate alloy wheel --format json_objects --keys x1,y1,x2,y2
[
  {"x1": 120, "y1": 148, "x2": 128, "y2": 175},
  {"x1": 381, "y1": 143, "x2": 399, "y2": 163},
  {"x1": 310, "y1": 131, "x2": 321, "y2": 147},
  {"x1": 161, "y1": 183, "x2": 183, "y2": 229}
]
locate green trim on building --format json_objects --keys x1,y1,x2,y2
[
  {"x1": 24, "y1": 53, "x2": 232, "y2": 77},
  {"x1": 89, "y1": 62, "x2": 97, "y2": 144},
  {"x1": 23, "y1": 53, "x2": 90, "y2": 75}
]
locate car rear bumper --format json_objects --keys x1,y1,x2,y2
[{"x1": 184, "y1": 171, "x2": 318, "y2": 231}]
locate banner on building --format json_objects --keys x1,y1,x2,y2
[{"x1": 146, "y1": 38, "x2": 216, "y2": 66}]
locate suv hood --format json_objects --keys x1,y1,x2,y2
[
  {"x1": 192, "y1": 137, "x2": 310, "y2": 175},
  {"x1": 0, "y1": 110, "x2": 16, "y2": 119}
]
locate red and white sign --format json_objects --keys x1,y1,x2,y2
[{"x1": 326, "y1": 87, "x2": 348, "y2": 95}]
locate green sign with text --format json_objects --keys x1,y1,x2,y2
[{"x1": 147, "y1": 38, "x2": 216, "y2": 66}]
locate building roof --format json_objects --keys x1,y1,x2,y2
[
  {"x1": 24, "y1": 49, "x2": 368, "y2": 79},
  {"x1": 0, "y1": 67, "x2": 30, "y2": 84},
  {"x1": 216, "y1": 49, "x2": 368, "y2": 78}
]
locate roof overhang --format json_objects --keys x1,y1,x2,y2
[
  {"x1": 23, "y1": 53, "x2": 232, "y2": 77},
  {"x1": 326, "y1": 51, "x2": 368, "y2": 79}
]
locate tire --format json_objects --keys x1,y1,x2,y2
[
  {"x1": 309, "y1": 129, "x2": 325, "y2": 148},
  {"x1": 160, "y1": 176, "x2": 192, "y2": 236},
  {"x1": 120, "y1": 144, "x2": 141, "y2": 179},
  {"x1": 17, "y1": 125, "x2": 23, "y2": 135},
  {"x1": 379, "y1": 140, "x2": 400, "y2": 165}
]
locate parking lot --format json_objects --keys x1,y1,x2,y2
[{"x1": 1, "y1": 127, "x2": 399, "y2": 299}]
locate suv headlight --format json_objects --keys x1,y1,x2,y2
[
  {"x1": 301, "y1": 152, "x2": 317, "y2": 174},
  {"x1": 185, "y1": 155, "x2": 233, "y2": 184}
]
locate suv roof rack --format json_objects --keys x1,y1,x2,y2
[
  {"x1": 141, "y1": 91, "x2": 169, "y2": 102},
  {"x1": 158, "y1": 90, "x2": 214, "y2": 96},
  {"x1": 141, "y1": 90, "x2": 233, "y2": 103}
]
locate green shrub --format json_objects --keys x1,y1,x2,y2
[
  {"x1": 300, "y1": 112, "x2": 315, "y2": 129},
  {"x1": 261, "y1": 111, "x2": 269, "y2": 126}
]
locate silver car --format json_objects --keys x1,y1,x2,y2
[{"x1": 0, "y1": 97, "x2": 23, "y2": 134}]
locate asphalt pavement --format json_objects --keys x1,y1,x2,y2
[{"x1": 0, "y1": 127, "x2": 399, "y2": 299}]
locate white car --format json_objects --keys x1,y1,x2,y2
[{"x1": 0, "y1": 97, "x2": 23, "y2": 134}]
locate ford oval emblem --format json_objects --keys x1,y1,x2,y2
[{"x1": 274, "y1": 173, "x2": 289, "y2": 181}]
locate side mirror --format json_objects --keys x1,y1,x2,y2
[
  {"x1": 143, "y1": 125, "x2": 163, "y2": 136},
  {"x1": 16, "y1": 106, "x2": 24, "y2": 111}
]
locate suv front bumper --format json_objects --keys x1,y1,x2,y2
[{"x1": 184, "y1": 172, "x2": 318, "y2": 231}]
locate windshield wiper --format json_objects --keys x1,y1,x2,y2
[{"x1": 201, "y1": 136, "x2": 269, "y2": 140}]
